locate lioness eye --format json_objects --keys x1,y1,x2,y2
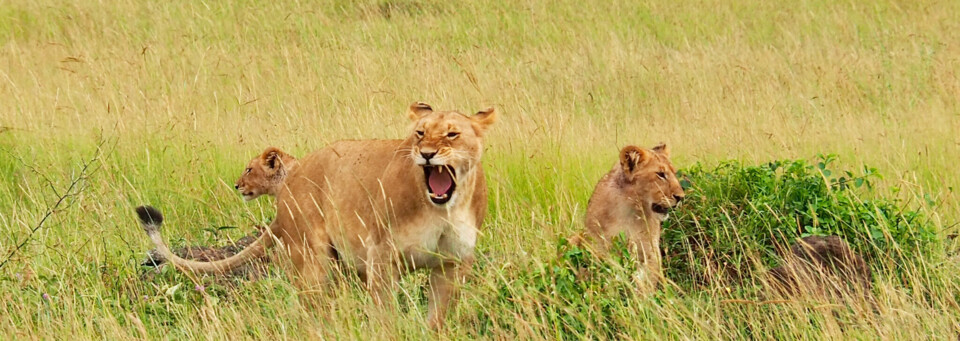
[
  {"x1": 416, "y1": 130, "x2": 424, "y2": 137},
  {"x1": 245, "y1": 168, "x2": 252, "y2": 174},
  {"x1": 656, "y1": 172, "x2": 667, "y2": 179},
  {"x1": 447, "y1": 132, "x2": 460, "y2": 138}
]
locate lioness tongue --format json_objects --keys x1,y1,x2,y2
[{"x1": 428, "y1": 167, "x2": 453, "y2": 195}]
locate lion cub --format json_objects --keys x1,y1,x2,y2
[
  {"x1": 142, "y1": 147, "x2": 296, "y2": 272},
  {"x1": 235, "y1": 147, "x2": 298, "y2": 201},
  {"x1": 575, "y1": 143, "x2": 685, "y2": 289},
  {"x1": 768, "y1": 235, "x2": 872, "y2": 300}
]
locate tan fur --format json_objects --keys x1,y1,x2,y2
[
  {"x1": 574, "y1": 143, "x2": 685, "y2": 290},
  {"x1": 136, "y1": 102, "x2": 496, "y2": 329},
  {"x1": 235, "y1": 147, "x2": 298, "y2": 201}
]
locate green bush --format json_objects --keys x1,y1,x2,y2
[
  {"x1": 477, "y1": 156, "x2": 940, "y2": 339},
  {"x1": 476, "y1": 238, "x2": 645, "y2": 340},
  {"x1": 662, "y1": 155, "x2": 938, "y2": 288}
]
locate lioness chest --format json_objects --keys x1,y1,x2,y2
[{"x1": 394, "y1": 206, "x2": 478, "y2": 270}]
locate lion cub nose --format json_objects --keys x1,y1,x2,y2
[
  {"x1": 421, "y1": 151, "x2": 436, "y2": 161},
  {"x1": 234, "y1": 184, "x2": 240, "y2": 189},
  {"x1": 674, "y1": 194, "x2": 684, "y2": 203}
]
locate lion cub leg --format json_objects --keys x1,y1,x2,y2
[
  {"x1": 628, "y1": 234, "x2": 664, "y2": 292},
  {"x1": 426, "y1": 257, "x2": 473, "y2": 330}
]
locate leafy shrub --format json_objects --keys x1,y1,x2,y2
[
  {"x1": 477, "y1": 156, "x2": 939, "y2": 339},
  {"x1": 477, "y1": 238, "x2": 646, "y2": 340},
  {"x1": 662, "y1": 155, "x2": 938, "y2": 288}
]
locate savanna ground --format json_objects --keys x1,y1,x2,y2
[{"x1": 1, "y1": 0, "x2": 959, "y2": 339}]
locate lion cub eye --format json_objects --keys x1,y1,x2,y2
[
  {"x1": 245, "y1": 168, "x2": 252, "y2": 174},
  {"x1": 446, "y1": 132, "x2": 460, "y2": 139},
  {"x1": 656, "y1": 172, "x2": 667, "y2": 180},
  {"x1": 416, "y1": 130, "x2": 425, "y2": 137}
]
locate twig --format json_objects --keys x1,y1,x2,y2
[
  {"x1": 721, "y1": 299, "x2": 793, "y2": 305},
  {"x1": 0, "y1": 139, "x2": 106, "y2": 271}
]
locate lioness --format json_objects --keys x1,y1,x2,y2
[
  {"x1": 136, "y1": 102, "x2": 496, "y2": 329},
  {"x1": 575, "y1": 144, "x2": 685, "y2": 289},
  {"x1": 235, "y1": 147, "x2": 298, "y2": 201}
]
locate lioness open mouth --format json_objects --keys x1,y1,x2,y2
[
  {"x1": 424, "y1": 165, "x2": 456, "y2": 205},
  {"x1": 651, "y1": 203, "x2": 670, "y2": 214}
]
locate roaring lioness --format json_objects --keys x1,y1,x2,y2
[
  {"x1": 136, "y1": 102, "x2": 496, "y2": 329},
  {"x1": 575, "y1": 144, "x2": 685, "y2": 289},
  {"x1": 235, "y1": 146, "x2": 298, "y2": 201}
]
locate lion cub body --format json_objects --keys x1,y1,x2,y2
[{"x1": 578, "y1": 144, "x2": 685, "y2": 288}]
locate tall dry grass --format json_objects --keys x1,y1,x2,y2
[{"x1": 1, "y1": 0, "x2": 958, "y2": 338}]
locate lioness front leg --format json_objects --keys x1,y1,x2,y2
[
  {"x1": 427, "y1": 257, "x2": 473, "y2": 330},
  {"x1": 365, "y1": 243, "x2": 400, "y2": 309},
  {"x1": 288, "y1": 233, "x2": 334, "y2": 303},
  {"x1": 296, "y1": 245, "x2": 333, "y2": 290}
]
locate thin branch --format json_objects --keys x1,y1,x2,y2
[
  {"x1": 721, "y1": 299, "x2": 793, "y2": 305},
  {"x1": 0, "y1": 139, "x2": 107, "y2": 271}
]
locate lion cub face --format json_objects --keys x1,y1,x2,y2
[
  {"x1": 234, "y1": 147, "x2": 296, "y2": 201},
  {"x1": 406, "y1": 102, "x2": 497, "y2": 206},
  {"x1": 618, "y1": 144, "x2": 685, "y2": 219}
]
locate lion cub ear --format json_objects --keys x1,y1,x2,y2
[
  {"x1": 652, "y1": 143, "x2": 670, "y2": 158},
  {"x1": 470, "y1": 107, "x2": 498, "y2": 133},
  {"x1": 408, "y1": 102, "x2": 434, "y2": 121},
  {"x1": 260, "y1": 147, "x2": 284, "y2": 170},
  {"x1": 620, "y1": 145, "x2": 650, "y2": 180}
]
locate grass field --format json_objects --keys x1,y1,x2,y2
[{"x1": 1, "y1": 0, "x2": 959, "y2": 338}]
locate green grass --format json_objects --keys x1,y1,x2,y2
[{"x1": 1, "y1": 0, "x2": 959, "y2": 338}]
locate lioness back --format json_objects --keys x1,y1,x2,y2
[{"x1": 278, "y1": 139, "x2": 405, "y2": 268}]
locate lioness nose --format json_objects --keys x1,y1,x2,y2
[
  {"x1": 421, "y1": 151, "x2": 436, "y2": 161},
  {"x1": 234, "y1": 184, "x2": 240, "y2": 189},
  {"x1": 674, "y1": 194, "x2": 684, "y2": 203}
]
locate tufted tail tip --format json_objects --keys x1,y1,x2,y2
[{"x1": 135, "y1": 205, "x2": 163, "y2": 231}]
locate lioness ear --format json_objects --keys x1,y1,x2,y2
[
  {"x1": 620, "y1": 145, "x2": 650, "y2": 179},
  {"x1": 260, "y1": 147, "x2": 283, "y2": 170},
  {"x1": 652, "y1": 142, "x2": 670, "y2": 158},
  {"x1": 408, "y1": 102, "x2": 433, "y2": 121},
  {"x1": 470, "y1": 106, "x2": 498, "y2": 133}
]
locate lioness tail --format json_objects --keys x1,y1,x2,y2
[{"x1": 135, "y1": 205, "x2": 273, "y2": 275}]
